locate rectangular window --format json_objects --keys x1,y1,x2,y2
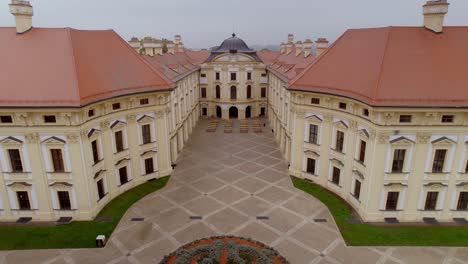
[
  {"x1": 261, "y1": 73, "x2": 267, "y2": 77},
  {"x1": 358, "y1": 140, "x2": 366, "y2": 163},
  {"x1": 424, "y1": 191, "x2": 439, "y2": 211},
  {"x1": 140, "y1": 98, "x2": 149, "y2": 105},
  {"x1": 432, "y1": 149, "x2": 447, "y2": 173},
  {"x1": 112, "y1": 103, "x2": 121, "y2": 110},
  {"x1": 246, "y1": 86, "x2": 252, "y2": 99},
  {"x1": 202, "y1": 108, "x2": 207, "y2": 116},
  {"x1": 261, "y1": 88, "x2": 267, "y2": 98},
  {"x1": 391, "y1": 149, "x2": 406, "y2": 173},
  {"x1": 457, "y1": 192, "x2": 468, "y2": 211},
  {"x1": 215, "y1": 72, "x2": 220, "y2": 80},
  {"x1": 145, "y1": 157, "x2": 154, "y2": 174},
  {"x1": 142, "y1": 124, "x2": 151, "y2": 144},
  {"x1": 119, "y1": 166, "x2": 128, "y2": 185},
  {"x1": 339, "y1": 102, "x2": 347, "y2": 110},
  {"x1": 230, "y1": 72, "x2": 236, "y2": 81},
  {"x1": 309, "y1": 124, "x2": 318, "y2": 144},
  {"x1": 16, "y1": 191, "x2": 30, "y2": 210},
  {"x1": 385, "y1": 192, "x2": 399, "y2": 211},
  {"x1": 363, "y1": 109, "x2": 369, "y2": 117},
  {"x1": 57, "y1": 191, "x2": 71, "y2": 210},
  {"x1": 441, "y1": 115, "x2": 454, "y2": 123},
  {"x1": 8, "y1": 149, "x2": 23, "y2": 172},
  {"x1": 0, "y1": 115, "x2": 13, "y2": 123},
  {"x1": 50, "y1": 149, "x2": 64, "y2": 172},
  {"x1": 399, "y1": 115, "x2": 412, "y2": 123},
  {"x1": 115, "y1": 130, "x2": 124, "y2": 152},
  {"x1": 247, "y1": 72, "x2": 252, "y2": 80},
  {"x1": 465, "y1": 161, "x2": 468, "y2": 173},
  {"x1": 88, "y1": 109, "x2": 95, "y2": 117},
  {"x1": 201, "y1": 88, "x2": 207, "y2": 98},
  {"x1": 335, "y1": 131, "x2": 345, "y2": 152},
  {"x1": 354, "y1": 180, "x2": 361, "y2": 200},
  {"x1": 306, "y1": 158, "x2": 315, "y2": 174},
  {"x1": 91, "y1": 140, "x2": 99, "y2": 163},
  {"x1": 97, "y1": 179, "x2": 105, "y2": 200},
  {"x1": 201, "y1": 73, "x2": 206, "y2": 78},
  {"x1": 44, "y1": 115, "x2": 56, "y2": 123},
  {"x1": 311, "y1": 98, "x2": 320, "y2": 105},
  {"x1": 332, "y1": 167, "x2": 340, "y2": 185}
]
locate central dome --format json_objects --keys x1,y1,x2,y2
[{"x1": 213, "y1": 33, "x2": 254, "y2": 53}]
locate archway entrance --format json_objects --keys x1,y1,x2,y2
[
  {"x1": 216, "y1": 106, "x2": 222, "y2": 118},
  {"x1": 245, "y1": 106, "x2": 251, "y2": 118},
  {"x1": 229, "y1": 107, "x2": 238, "y2": 119}
]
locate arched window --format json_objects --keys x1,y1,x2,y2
[
  {"x1": 216, "y1": 85, "x2": 221, "y2": 99},
  {"x1": 230, "y1": 86, "x2": 237, "y2": 100},
  {"x1": 246, "y1": 85, "x2": 252, "y2": 99}
]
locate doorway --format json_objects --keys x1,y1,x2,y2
[
  {"x1": 245, "y1": 106, "x2": 251, "y2": 118},
  {"x1": 229, "y1": 107, "x2": 238, "y2": 119},
  {"x1": 216, "y1": 106, "x2": 222, "y2": 118}
]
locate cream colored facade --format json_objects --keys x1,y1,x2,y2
[
  {"x1": 269, "y1": 81, "x2": 468, "y2": 222},
  {"x1": 199, "y1": 53, "x2": 269, "y2": 120},
  {"x1": 0, "y1": 72, "x2": 199, "y2": 221}
]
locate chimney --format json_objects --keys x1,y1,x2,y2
[
  {"x1": 9, "y1": 0, "x2": 33, "y2": 34},
  {"x1": 280, "y1": 42, "x2": 286, "y2": 54},
  {"x1": 295, "y1": 41, "x2": 303, "y2": 56},
  {"x1": 423, "y1": 0, "x2": 449, "y2": 33},
  {"x1": 174, "y1": 35, "x2": 184, "y2": 53},
  {"x1": 315, "y1": 38, "x2": 329, "y2": 57},
  {"x1": 174, "y1": 34, "x2": 181, "y2": 45},
  {"x1": 287, "y1": 33, "x2": 294, "y2": 43},
  {"x1": 303, "y1": 39, "x2": 313, "y2": 58},
  {"x1": 286, "y1": 42, "x2": 293, "y2": 54}
]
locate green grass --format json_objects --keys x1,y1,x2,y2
[
  {"x1": 291, "y1": 176, "x2": 468, "y2": 246},
  {"x1": 0, "y1": 176, "x2": 170, "y2": 250}
]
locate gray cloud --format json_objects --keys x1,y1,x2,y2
[{"x1": 1, "y1": 0, "x2": 467, "y2": 49}]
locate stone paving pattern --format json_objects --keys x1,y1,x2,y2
[{"x1": 1, "y1": 120, "x2": 467, "y2": 264}]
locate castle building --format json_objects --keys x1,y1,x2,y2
[{"x1": 0, "y1": 0, "x2": 467, "y2": 224}]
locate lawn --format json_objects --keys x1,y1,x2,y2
[
  {"x1": 291, "y1": 176, "x2": 468, "y2": 246},
  {"x1": 0, "y1": 176, "x2": 170, "y2": 250}
]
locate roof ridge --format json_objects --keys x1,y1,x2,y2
[
  {"x1": 288, "y1": 30, "x2": 348, "y2": 88},
  {"x1": 373, "y1": 27, "x2": 393, "y2": 101},
  {"x1": 112, "y1": 30, "x2": 176, "y2": 88},
  {"x1": 65, "y1": 28, "x2": 81, "y2": 102}
]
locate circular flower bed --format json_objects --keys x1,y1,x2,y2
[{"x1": 159, "y1": 236, "x2": 289, "y2": 264}]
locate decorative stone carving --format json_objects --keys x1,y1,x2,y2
[
  {"x1": 25, "y1": 132, "x2": 39, "y2": 144},
  {"x1": 154, "y1": 110, "x2": 165, "y2": 119},
  {"x1": 369, "y1": 130, "x2": 376, "y2": 140},
  {"x1": 66, "y1": 133, "x2": 80, "y2": 143},
  {"x1": 416, "y1": 133, "x2": 431, "y2": 144},
  {"x1": 349, "y1": 120, "x2": 358, "y2": 130},
  {"x1": 323, "y1": 114, "x2": 333, "y2": 123},
  {"x1": 377, "y1": 132, "x2": 390, "y2": 144},
  {"x1": 100, "y1": 120, "x2": 110, "y2": 129},
  {"x1": 126, "y1": 114, "x2": 136, "y2": 122}
]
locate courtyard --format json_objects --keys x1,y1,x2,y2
[{"x1": 0, "y1": 119, "x2": 467, "y2": 264}]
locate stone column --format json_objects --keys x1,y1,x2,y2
[
  {"x1": 126, "y1": 114, "x2": 142, "y2": 183},
  {"x1": 154, "y1": 110, "x2": 173, "y2": 177},
  {"x1": 317, "y1": 114, "x2": 333, "y2": 186},
  {"x1": 100, "y1": 120, "x2": 118, "y2": 197},
  {"x1": 342, "y1": 121, "x2": 358, "y2": 200}
]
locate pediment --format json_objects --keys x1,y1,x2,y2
[
  {"x1": 306, "y1": 115, "x2": 322, "y2": 123},
  {"x1": 110, "y1": 120, "x2": 127, "y2": 130},
  {"x1": 304, "y1": 150, "x2": 319, "y2": 158},
  {"x1": 390, "y1": 136, "x2": 414, "y2": 146},
  {"x1": 141, "y1": 150, "x2": 157, "y2": 157},
  {"x1": 424, "y1": 182, "x2": 448, "y2": 189},
  {"x1": 0, "y1": 136, "x2": 22, "y2": 145},
  {"x1": 49, "y1": 182, "x2": 73, "y2": 187},
  {"x1": 334, "y1": 120, "x2": 348, "y2": 129},
  {"x1": 7, "y1": 181, "x2": 32, "y2": 187},
  {"x1": 115, "y1": 158, "x2": 130, "y2": 166},
  {"x1": 330, "y1": 158, "x2": 344, "y2": 167},
  {"x1": 87, "y1": 128, "x2": 101, "y2": 138},
  {"x1": 137, "y1": 115, "x2": 154, "y2": 123},
  {"x1": 432, "y1": 137, "x2": 455, "y2": 145},
  {"x1": 353, "y1": 170, "x2": 364, "y2": 180},
  {"x1": 358, "y1": 129, "x2": 370, "y2": 139},
  {"x1": 41, "y1": 136, "x2": 66, "y2": 145}
]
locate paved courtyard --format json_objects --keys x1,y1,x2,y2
[{"x1": 0, "y1": 119, "x2": 467, "y2": 264}]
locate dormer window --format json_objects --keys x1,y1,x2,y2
[{"x1": 44, "y1": 115, "x2": 56, "y2": 123}]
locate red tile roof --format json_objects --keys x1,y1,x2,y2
[
  {"x1": 143, "y1": 51, "x2": 210, "y2": 82},
  {"x1": 0, "y1": 27, "x2": 174, "y2": 107},
  {"x1": 290, "y1": 27, "x2": 468, "y2": 107},
  {"x1": 258, "y1": 48, "x2": 316, "y2": 82}
]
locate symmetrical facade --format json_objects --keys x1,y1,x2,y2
[{"x1": 1, "y1": 0, "x2": 467, "y2": 224}]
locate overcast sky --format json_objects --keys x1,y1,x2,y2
[{"x1": 1, "y1": 0, "x2": 467, "y2": 49}]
